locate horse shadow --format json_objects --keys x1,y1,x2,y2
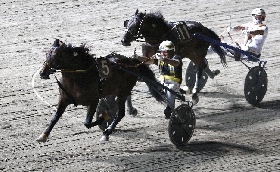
[
  {"x1": 174, "y1": 140, "x2": 261, "y2": 153},
  {"x1": 121, "y1": 140, "x2": 260, "y2": 154},
  {"x1": 199, "y1": 91, "x2": 244, "y2": 99}
]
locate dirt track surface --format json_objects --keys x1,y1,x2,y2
[{"x1": 1, "y1": 0, "x2": 280, "y2": 171}]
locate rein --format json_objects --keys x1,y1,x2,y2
[
  {"x1": 54, "y1": 75, "x2": 78, "y2": 107},
  {"x1": 219, "y1": 27, "x2": 243, "y2": 44},
  {"x1": 160, "y1": 24, "x2": 177, "y2": 41},
  {"x1": 106, "y1": 52, "x2": 150, "y2": 68},
  {"x1": 53, "y1": 65, "x2": 95, "y2": 73},
  {"x1": 112, "y1": 62, "x2": 186, "y2": 102},
  {"x1": 50, "y1": 64, "x2": 95, "y2": 107},
  {"x1": 118, "y1": 57, "x2": 152, "y2": 68},
  {"x1": 47, "y1": 64, "x2": 96, "y2": 108}
]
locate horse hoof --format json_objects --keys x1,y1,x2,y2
[
  {"x1": 209, "y1": 69, "x2": 220, "y2": 79},
  {"x1": 130, "y1": 108, "x2": 138, "y2": 117},
  {"x1": 84, "y1": 123, "x2": 91, "y2": 129},
  {"x1": 214, "y1": 69, "x2": 220, "y2": 77},
  {"x1": 191, "y1": 94, "x2": 199, "y2": 105},
  {"x1": 100, "y1": 135, "x2": 109, "y2": 141},
  {"x1": 36, "y1": 134, "x2": 48, "y2": 142}
]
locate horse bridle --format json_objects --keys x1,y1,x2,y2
[
  {"x1": 43, "y1": 46, "x2": 60, "y2": 74},
  {"x1": 125, "y1": 14, "x2": 146, "y2": 40},
  {"x1": 126, "y1": 14, "x2": 177, "y2": 44}
]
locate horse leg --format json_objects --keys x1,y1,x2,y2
[
  {"x1": 192, "y1": 68, "x2": 203, "y2": 105},
  {"x1": 84, "y1": 100, "x2": 102, "y2": 128},
  {"x1": 203, "y1": 59, "x2": 220, "y2": 79},
  {"x1": 36, "y1": 103, "x2": 67, "y2": 142},
  {"x1": 100, "y1": 100, "x2": 126, "y2": 141},
  {"x1": 126, "y1": 95, "x2": 137, "y2": 116}
]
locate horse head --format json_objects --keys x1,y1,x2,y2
[
  {"x1": 121, "y1": 9, "x2": 146, "y2": 46},
  {"x1": 40, "y1": 40, "x2": 94, "y2": 79},
  {"x1": 121, "y1": 10, "x2": 169, "y2": 46},
  {"x1": 40, "y1": 39, "x2": 65, "y2": 79}
]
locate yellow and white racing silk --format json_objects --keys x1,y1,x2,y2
[
  {"x1": 157, "y1": 55, "x2": 182, "y2": 109},
  {"x1": 158, "y1": 55, "x2": 182, "y2": 84}
]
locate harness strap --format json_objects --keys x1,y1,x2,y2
[{"x1": 54, "y1": 75, "x2": 78, "y2": 107}]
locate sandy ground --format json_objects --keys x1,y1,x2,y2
[{"x1": 1, "y1": 0, "x2": 280, "y2": 171}]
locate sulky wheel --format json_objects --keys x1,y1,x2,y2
[
  {"x1": 95, "y1": 96, "x2": 118, "y2": 131},
  {"x1": 168, "y1": 104, "x2": 196, "y2": 147},
  {"x1": 244, "y1": 66, "x2": 268, "y2": 105},
  {"x1": 185, "y1": 61, "x2": 208, "y2": 92}
]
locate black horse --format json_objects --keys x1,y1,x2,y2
[
  {"x1": 36, "y1": 39, "x2": 164, "y2": 142},
  {"x1": 121, "y1": 10, "x2": 227, "y2": 104}
]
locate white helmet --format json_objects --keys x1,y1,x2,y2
[
  {"x1": 251, "y1": 8, "x2": 266, "y2": 24},
  {"x1": 159, "y1": 41, "x2": 175, "y2": 51}
]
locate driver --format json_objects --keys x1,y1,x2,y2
[
  {"x1": 227, "y1": 8, "x2": 268, "y2": 60},
  {"x1": 132, "y1": 40, "x2": 182, "y2": 119}
]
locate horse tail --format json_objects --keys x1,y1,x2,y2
[
  {"x1": 138, "y1": 64, "x2": 164, "y2": 102},
  {"x1": 207, "y1": 29, "x2": 227, "y2": 67}
]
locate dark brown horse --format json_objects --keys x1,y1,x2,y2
[
  {"x1": 121, "y1": 10, "x2": 227, "y2": 103},
  {"x1": 36, "y1": 39, "x2": 164, "y2": 142}
]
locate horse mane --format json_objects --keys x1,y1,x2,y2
[
  {"x1": 64, "y1": 44, "x2": 95, "y2": 63},
  {"x1": 54, "y1": 39, "x2": 94, "y2": 60},
  {"x1": 137, "y1": 11, "x2": 170, "y2": 41},
  {"x1": 72, "y1": 45, "x2": 90, "y2": 54},
  {"x1": 145, "y1": 11, "x2": 165, "y2": 21},
  {"x1": 142, "y1": 11, "x2": 167, "y2": 26}
]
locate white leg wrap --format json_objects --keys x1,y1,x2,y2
[
  {"x1": 36, "y1": 134, "x2": 48, "y2": 142},
  {"x1": 100, "y1": 135, "x2": 109, "y2": 141}
]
